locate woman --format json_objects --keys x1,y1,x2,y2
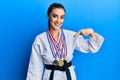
[{"x1": 26, "y1": 3, "x2": 104, "y2": 80}]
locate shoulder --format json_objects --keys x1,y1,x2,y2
[
  {"x1": 63, "y1": 29, "x2": 76, "y2": 34},
  {"x1": 63, "y1": 29, "x2": 76, "y2": 36},
  {"x1": 33, "y1": 32, "x2": 47, "y2": 44},
  {"x1": 36, "y1": 32, "x2": 46, "y2": 39}
]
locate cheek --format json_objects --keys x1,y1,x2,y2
[
  {"x1": 49, "y1": 19, "x2": 56, "y2": 25},
  {"x1": 50, "y1": 17, "x2": 56, "y2": 21},
  {"x1": 49, "y1": 19, "x2": 53, "y2": 25},
  {"x1": 50, "y1": 19, "x2": 56, "y2": 24}
]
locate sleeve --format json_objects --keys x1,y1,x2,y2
[
  {"x1": 74, "y1": 33, "x2": 104, "y2": 53},
  {"x1": 26, "y1": 39, "x2": 44, "y2": 80}
]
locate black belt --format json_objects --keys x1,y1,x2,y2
[{"x1": 45, "y1": 60, "x2": 72, "y2": 80}]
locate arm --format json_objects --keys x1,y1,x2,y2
[
  {"x1": 74, "y1": 28, "x2": 104, "y2": 53},
  {"x1": 26, "y1": 40, "x2": 44, "y2": 80}
]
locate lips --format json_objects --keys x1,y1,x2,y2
[{"x1": 54, "y1": 23, "x2": 61, "y2": 27}]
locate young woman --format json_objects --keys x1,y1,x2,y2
[{"x1": 26, "y1": 3, "x2": 104, "y2": 80}]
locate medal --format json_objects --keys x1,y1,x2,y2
[
  {"x1": 58, "y1": 60, "x2": 64, "y2": 67},
  {"x1": 53, "y1": 60, "x2": 59, "y2": 66},
  {"x1": 53, "y1": 60, "x2": 64, "y2": 67}
]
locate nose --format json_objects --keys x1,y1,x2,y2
[{"x1": 56, "y1": 17, "x2": 62, "y2": 24}]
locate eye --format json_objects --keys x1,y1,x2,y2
[
  {"x1": 53, "y1": 14, "x2": 57, "y2": 18},
  {"x1": 61, "y1": 16, "x2": 64, "y2": 19}
]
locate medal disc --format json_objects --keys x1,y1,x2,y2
[
  {"x1": 58, "y1": 60, "x2": 64, "y2": 67},
  {"x1": 53, "y1": 60, "x2": 59, "y2": 66}
]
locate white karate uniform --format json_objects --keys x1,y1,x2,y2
[{"x1": 26, "y1": 29, "x2": 104, "y2": 80}]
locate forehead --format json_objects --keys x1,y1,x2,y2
[{"x1": 51, "y1": 8, "x2": 65, "y2": 15}]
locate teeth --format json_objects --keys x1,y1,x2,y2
[
  {"x1": 54, "y1": 22, "x2": 61, "y2": 26},
  {"x1": 55, "y1": 24, "x2": 60, "y2": 26}
]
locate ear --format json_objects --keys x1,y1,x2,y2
[{"x1": 47, "y1": 14, "x2": 50, "y2": 19}]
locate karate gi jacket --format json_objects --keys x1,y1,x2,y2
[{"x1": 26, "y1": 29, "x2": 104, "y2": 80}]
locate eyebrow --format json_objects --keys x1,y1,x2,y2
[{"x1": 52, "y1": 13, "x2": 65, "y2": 17}]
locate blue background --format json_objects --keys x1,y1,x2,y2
[{"x1": 0, "y1": 0, "x2": 120, "y2": 80}]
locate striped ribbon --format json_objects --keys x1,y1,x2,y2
[{"x1": 46, "y1": 29, "x2": 67, "y2": 59}]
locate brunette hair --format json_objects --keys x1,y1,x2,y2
[{"x1": 47, "y1": 3, "x2": 66, "y2": 16}]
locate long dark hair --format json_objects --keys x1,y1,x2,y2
[{"x1": 47, "y1": 3, "x2": 66, "y2": 27}]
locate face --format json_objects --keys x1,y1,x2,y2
[{"x1": 48, "y1": 8, "x2": 65, "y2": 30}]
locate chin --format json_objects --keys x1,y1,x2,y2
[{"x1": 54, "y1": 25, "x2": 61, "y2": 29}]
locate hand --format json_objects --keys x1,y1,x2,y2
[{"x1": 73, "y1": 28, "x2": 96, "y2": 40}]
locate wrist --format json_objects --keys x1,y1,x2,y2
[{"x1": 90, "y1": 32, "x2": 96, "y2": 40}]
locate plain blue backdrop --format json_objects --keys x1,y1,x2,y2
[{"x1": 0, "y1": 0, "x2": 120, "y2": 80}]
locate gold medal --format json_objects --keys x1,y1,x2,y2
[{"x1": 58, "y1": 60, "x2": 64, "y2": 67}]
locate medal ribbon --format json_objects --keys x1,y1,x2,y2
[{"x1": 46, "y1": 29, "x2": 67, "y2": 59}]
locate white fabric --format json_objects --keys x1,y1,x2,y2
[{"x1": 26, "y1": 29, "x2": 104, "y2": 80}]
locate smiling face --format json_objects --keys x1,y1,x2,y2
[{"x1": 48, "y1": 8, "x2": 65, "y2": 31}]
